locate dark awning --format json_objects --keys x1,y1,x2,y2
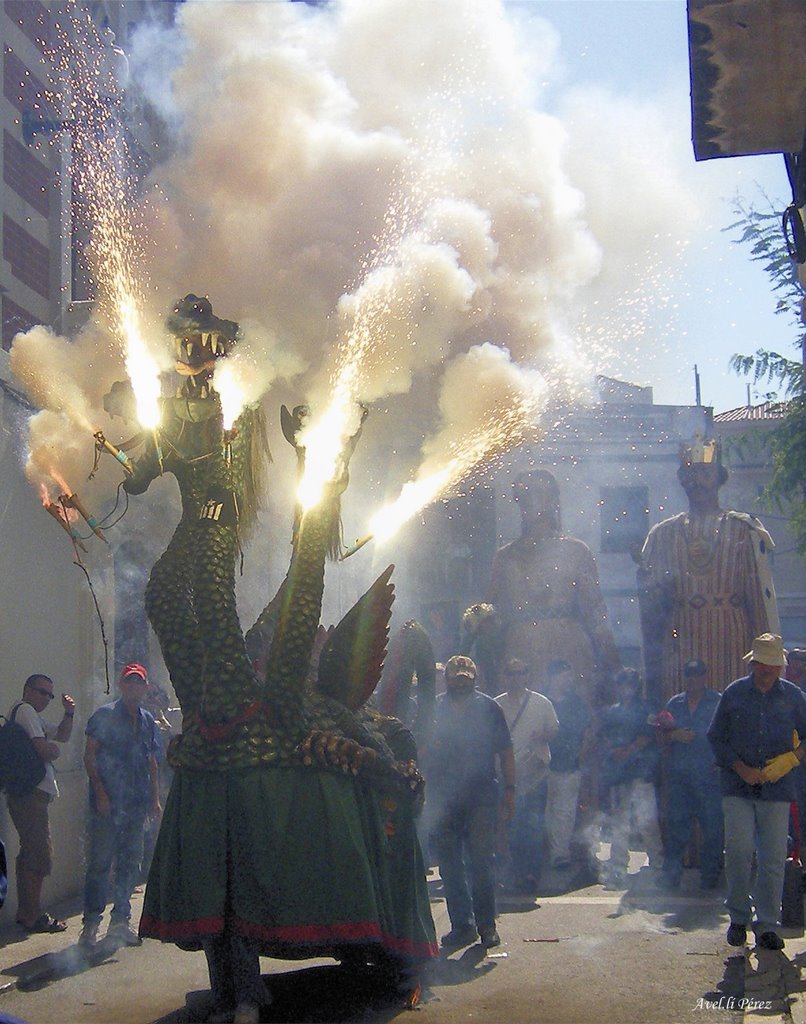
[{"x1": 687, "y1": 0, "x2": 806, "y2": 160}]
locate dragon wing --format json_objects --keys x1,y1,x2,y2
[{"x1": 317, "y1": 564, "x2": 395, "y2": 711}]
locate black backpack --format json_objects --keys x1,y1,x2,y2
[{"x1": 0, "y1": 704, "x2": 47, "y2": 796}]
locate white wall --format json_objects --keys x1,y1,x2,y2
[{"x1": 1, "y1": 352, "x2": 113, "y2": 920}]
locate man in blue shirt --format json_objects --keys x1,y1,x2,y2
[
  {"x1": 708, "y1": 634, "x2": 806, "y2": 950},
  {"x1": 427, "y1": 655, "x2": 514, "y2": 951},
  {"x1": 544, "y1": 659, "x2": 591, "y2": 872},
  {"x1": 79, "y1": 664, "x2": 161, "y2": 950},
  {"x1": 660, "y1": 659, "x2": 722, "y2": 890},
  {"x1": 596, "y1": 668, "x2": 662, "y2": 887}
]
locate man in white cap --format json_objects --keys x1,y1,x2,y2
[
  {"x1": 708, "y1": 634, "x2": 806, "y2": 950},
  {"x1": 426, "y1": 655, "x2": 515, "y2": 951}
]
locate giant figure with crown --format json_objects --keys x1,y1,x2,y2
[{"x1": 638, "y1": 438, "x2": 779, "y2": 706}]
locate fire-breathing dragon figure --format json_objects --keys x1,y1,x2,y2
[{"x1": 108, "y1": 295, "x2": 436, "y2": 986}]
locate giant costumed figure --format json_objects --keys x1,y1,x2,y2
[
  {"x1": 638, "y1": 438, "x2": 779, "y2": 707},
  {"x1": 488, "y1": 469, "x2": 621, "y2": 700},
  {"x1": 109, "y1": 296, "x2": 436, "y2": 1019}
]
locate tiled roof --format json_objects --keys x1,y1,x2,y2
[{"x1": 714, "y1": 401, "x2": 788, "y2": 423}]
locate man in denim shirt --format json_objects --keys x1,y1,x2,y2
[
  {"x1": 708, "y1": 634, "x2": 806, "y2": 950},
  {"x1": 79, "y1": 664, "x2": 161, "y2": 949},
  {"x1": 595, "y1": 668, "x2": 662, "y2": 887},
  {"x1": 661, "y1": 659, "x2": 722, "y2": 890}
]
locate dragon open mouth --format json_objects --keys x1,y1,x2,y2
[{"x1": 168, "y1": 294, "x2": 239, "y2": 399}]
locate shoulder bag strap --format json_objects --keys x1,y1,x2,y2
[{"x1": 510, "y1": 691, "x2": 532, "y2": 734}]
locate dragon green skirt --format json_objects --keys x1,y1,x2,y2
[{"x1": 139, "y1": 764, "x2": 438, "y2": 964}]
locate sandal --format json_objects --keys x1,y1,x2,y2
[{"x1": 20, "y1": 913, "x2": 68, "y2": 933}]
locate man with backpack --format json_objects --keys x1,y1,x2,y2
[{"x1": 5, "y1": 673, "x2": 76, "y2": 932}]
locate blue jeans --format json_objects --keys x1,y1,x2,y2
[
  {"x1": 723, "y1": 796, "x2": 789, "y2": 934},
  {"x1": 663, "y1": 772, "x2": 723, "y2": 883},
  {"x1": 83, "y1": 808, "x2": 147, "y2": 926},
  {"x1": 432, "y1": 800, "x2": 497, "y2": 931},
  {"x1": 507, "y1": 783, "x2": 547, "y2": 885}
]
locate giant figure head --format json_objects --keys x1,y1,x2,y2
[{"x1": 512, "y1": 469, "x2": 561, "y2": 535}]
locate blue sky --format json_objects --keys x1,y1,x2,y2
[{"x1": 510, "y1": 0, "x2": 796, "y2": 413}]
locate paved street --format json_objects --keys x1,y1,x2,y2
[{"x1": 2, "y1": 855, "x2": 806, "y2": 1024}]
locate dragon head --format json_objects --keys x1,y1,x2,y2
[{"x1": 167, "y1": 293, "x2": 240, "y2": 400}]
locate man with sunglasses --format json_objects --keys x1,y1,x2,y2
[{"x1": 6, "y1": 673, "x2": 76, "y2": 933}]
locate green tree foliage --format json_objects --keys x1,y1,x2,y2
[{"x1": 725, "y1": 196, "x2": 806, "y2": 554}]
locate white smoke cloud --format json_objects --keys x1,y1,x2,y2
[
  {"x1": 135, "y1": 0, "x2": 601, "y2": 419},
  {"x1": 9, "y1": 324, "x2": 119, "y2": 433},
  {"x1": 421, "y1": 342, "x2": 546, "y2": 478},
  {"x1": 9, "y1": 0, "x2": 755, "y2": 603}
]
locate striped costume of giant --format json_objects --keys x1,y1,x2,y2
[{"x1": 638, "y1": 449, "x2": 778, "y2": 706}]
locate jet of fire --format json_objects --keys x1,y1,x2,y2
[
  {"x1": 369, "y1": 411, "x2": 535, "y2": 545},
  {"x1": 357, "y1": 343, "x2": 546, "y2": 549}
]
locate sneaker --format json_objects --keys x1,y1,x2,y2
[
  {"x1": 479, "y1": 928, "x2": 501, "y2": 949},
  {"x1": 726, "y1": 922, "x2": 747, "y2": 947},
  {"x1": 440, "y1": 924, "x2": 478, "y2": 950},
  {"x1": 757, "y1": 931, "x2": 785, "y2": 951},
  {"x1": 78, "y1": 922, "x2": 99, "y2": 950},
  {"x1": 107, "y1": 922, "x2": 142, "y2": 946}
]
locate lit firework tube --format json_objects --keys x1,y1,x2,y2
[
  {"x1": 339, "y1": 534, "x2": 374, "y2": 561},
  {"x1": 60, "y1": 493, "x2": 109, "y2": 544},
  {"x1": 43, "y1": 501, "x2": 89, "y2": 553},
  {"x1": 153, "y1": 429, "x2": 164, "y2": 476},
  {"x1": 93, "y1": 431, "x2": 134, "y2": 475},
  {"x1": 222, "y1": 428, "x2": 234, "y2": 466}
]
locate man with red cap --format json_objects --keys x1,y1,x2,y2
[{"x1": 79, "y1": 664, "x2": 161, "y2": 949}]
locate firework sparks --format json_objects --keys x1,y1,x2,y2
[
  {"x1": 369, "y1": 416, "x2": 530, "y2": 545},
  {"x1": 43, "y1": 2, "x2": 160, "y2": 429},
  {"x1": 298, "y1": 137, "x2": 447, "y2": 511},
  {"x1": 365, "y1": 354, "x2": 545, "y2": 548}
]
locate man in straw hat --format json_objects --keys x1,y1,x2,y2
[{"x1": 708, "y1": 634, "x2": 806, "y2": 950}]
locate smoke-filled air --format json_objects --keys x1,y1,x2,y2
[{"x1": 9, "y1": 0, "x2": 721, "y2": 572}]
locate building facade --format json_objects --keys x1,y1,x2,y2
[{"x1": 0, "y1": 0, "x2": 173, "y2": 922}]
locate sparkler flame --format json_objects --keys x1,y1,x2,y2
[
  {"x1": 298, "y1": 395, "x2": 363, "y2": 511},
  {"x1": 297, "y1": 161, "x2": 429, "y2": 511},
  {"x1": 121, "y1": 296, "x2": 161, "y2": 430},
  {"x1": 213, "y1": 361, "x2": 247, "y2": 432},
  {"x1": 367, "y1": 371, "x2": 545, "y2": 546}
]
